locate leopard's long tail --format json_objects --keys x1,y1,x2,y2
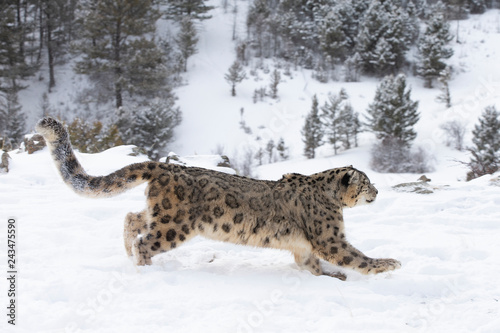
[{"x1": 36, "y1": 117, "x2": 154, "y2": 198}]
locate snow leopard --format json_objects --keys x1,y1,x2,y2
[{"x1": 36, "y1": 117, "x2": 401, "y2": 280}]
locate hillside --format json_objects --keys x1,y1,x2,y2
[{"x1": 16, "y1": 5, "x2": 500, "y2": 179}]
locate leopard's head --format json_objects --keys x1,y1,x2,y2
[{"x1": 338, "y1": 167, "x2": 378, "y2": 208}]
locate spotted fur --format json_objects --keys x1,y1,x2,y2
[{"x1": 36, "y1": 117, "x2": 401, "y2": 280}]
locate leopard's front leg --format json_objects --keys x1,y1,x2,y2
[
  {"x1": 294, "y1": 252, "x2": 347, "y2": 280},
  {"x1": 315, "y1": 241, "x2": 401, "y2": 275}
]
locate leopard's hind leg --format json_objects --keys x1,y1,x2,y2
[
  {"x1": 124, "y1": 210, "x2": 155, "y2": 265},
  {"x1": 129, "y1": 211, "x2": 199, "y2": 266},
  {"x1": 124, "y1": 211, "x2": 148, "y2": 257}
]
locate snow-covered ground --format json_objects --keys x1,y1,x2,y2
[
  {"x1": 1, "y1": 145, "x2": 500, "y2": 333},
  {"x1": 3, "y1": 2, "x2": 500, "y2": 332}
]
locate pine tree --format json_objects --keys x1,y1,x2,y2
[
  {"x1": 416, "y1": 11, "x2": 453, "y2": 88},
  {"x1": 436, "y1": 66, "x2": 452, "y2": 107},
  {"x1": 317, "y1": 6, "x2": 348, "y2": 63},
  {"x1": 355, "y1": 0, "x2": 387, "y2": 75},
  {"x1": 405, "y1": 1, "x2": 420, "y2": 43},
  {"x1": 224, "y1": 60, "x2": 246, "y2": 96},
  {"x1": 125, "y1": 38, "x2": 169, "y2": 97},
  {"x1": 0, "y1": 94, "x2": 7, "y2": 139},
  {"x1": 164, "y1": 0, "x2": 214, "y2": 21},
  {"x1": 276, "y1": 137, "x2": 289, "y2": 161},
  {"x1": 467, "y1": 105, "x2": 500, "y2": 180},
  {"x1": 321, "y1": 88, "x2": 349, "y2": 155},
  {"x1": 339, "y1": 103, "x2": 361, "y2": 150},
  {"x1": 41, "y1": 0, "x2": 77, "y2": 90},
  {"x1": 176, "y1": 17, "x2": 199, "y2": 72},
  {"x1": 40, "y1": 93, "x2": 53, "y2": 117},
  {"x1": 246, "y1": 0, "x2": 271, "y2": 58},
  {"x1": 352, "y1": 111, "x2": 361, "y2": 148},
  {"x1": 0, "y1": 2, "x2": 31, "y2": 92},
  {"x1": 312, "y1": 58, "x2": 330, "y2": 83},
  {"x1": 159, "y1": 36, "x2": 184, "y2": 86},
  {"x1": 74, "y1": 0, "x2": 162, "y2": 108},
  {"x1": 255, "y1": 148, "x2": 264, "y2": 166},
  {"x1": 0, "y1": 89, "x2": 26, "y2": 147},
  {"x1": 386, "y1": 5, "x2": 417, "y2": 69},
  {"x1": 332, "y1": 0, "x2": 368, "y2": 52},
  {"x1": 266, "y1": 139, "x2": 275, "y2": 163},
  {"x1": 125, "y1": 97, "x2": 182, "y2": 160},
  {"x1": 344, "y1": 52, "x2": 363, "y2": 82},
  {"x1": 366, "y1": 74, "x2": 420, "y2": 146},
  {"x1": 269, "y1": 69, "x2": 281, "y2": 99},
  {"x1": 370, "y1": 37, "x2": 397, "y2": 76},
  {"x1": 302, "y1": 95, "x2": 323, "y2": 159},
  {"x1": 355, "y1": 0, "x2": 415, "y2": 76},
  {"x1": 468, "y1": 0, "x2": 486, "y2": 14}
]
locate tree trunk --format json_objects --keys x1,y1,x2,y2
[
  {"x1": 425, "y1": 77, "x2": 433, "y2": 89},
  {"x1": 15, "y1": 0, "x2": 24, "y2": 58},
  {"x1": 115, "y1": 79, "x2": 123, "y2": 109},
  {"x1": 114, "y1": 21, "x2": 123, "y2": 109},
  {"x1": 37, "y1": 3, "x2": 44, "y2": 64},
  {"x1": 46, "y1": 10, "x2": 56, "y2": 90}
]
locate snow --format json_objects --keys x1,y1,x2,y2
[
  {"x1": 3, "y1": 3, "x2": 500, "y2": 333},
  {"x1": 2, "y1": 143, "x2": 500, "y2": 333},
  {"x1": 162, "y1": 152, "x2": 236, "y2": 174}
]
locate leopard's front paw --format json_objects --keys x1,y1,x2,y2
[{"x1": 372, "y1": 258, "x2": 401, "y2": 274}]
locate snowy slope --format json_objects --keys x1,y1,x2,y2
[
  {"x1": 3, "y1": 2, "x2": 500, "y2": 333},
  {"x1": 1, "y1": 146, "x2": 500, "y2": 333},
  {"x1": 17, "y1": 5, "x2": 500, "y2": 164},
  {"x1": 172, "y1": 7, "x2": 500, "y2": 166}
]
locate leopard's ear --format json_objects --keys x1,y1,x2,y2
[{"x1": 341, "y1": 170, "x2": 359, "y2": 187}]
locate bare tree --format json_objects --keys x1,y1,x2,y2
[{"x1": 440, "y1": 120, "x2": 466, "y2": 151}]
